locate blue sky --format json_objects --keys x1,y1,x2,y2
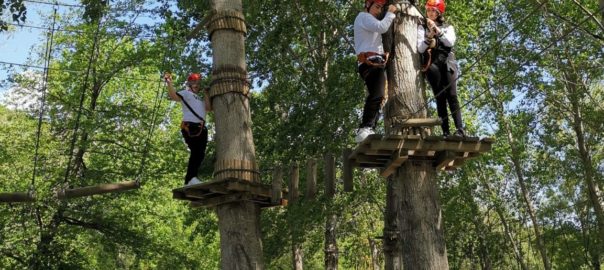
[{"x1": 0, "y1": 1, "x2": 82, "y2": 93}]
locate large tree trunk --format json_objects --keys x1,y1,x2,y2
[
  {"x1": 485, "y1": 91, "x2": 551, "y2": 270},
  {"x1": 209, "y1": 0, "x2": 264, "y2": 269},
  {"x1": 382, "y1": 3, "x2": 448, "y2": 270}
]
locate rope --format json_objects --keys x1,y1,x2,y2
[
  {"x1": 453, "y1": 7, "x2": 603, "y2": 118},
  {"x1": 62, "y1": 17, "x2": 103, "y2": 185},
  {"x1": 134, "y1": 37, "x2": 175, "y2": 184},
  {"x1": 31, "y1": 7, "x2": 57, "y2": 190}
]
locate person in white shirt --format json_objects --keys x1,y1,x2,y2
[
  {"x1": 353, "y1": 0, "x2": 398, "y2": 143},
  {"x1": 164, "y1": 72, "x2": 212, "y2": 186},
  {"x1": 417, "y1": 0, "x2": 465, "y2": 137}
]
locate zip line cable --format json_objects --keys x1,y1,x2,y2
[
  {"x1": 4, "y1": 21, "x2": 159, "y2": 39},
  {"x1": 62, "y1": 17, "x2": 103, "y2": 185},
  {"x1": 31, "y1": 7, "x2": 57, "y2": 192},
  {"x1": 22, "y1": 0, "x2": 157, "y2": 13},
  {"x1": 454, "y1": 7, "x2": 603, "y2": 119}
]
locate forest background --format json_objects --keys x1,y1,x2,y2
[{"x1": 1, "y1": 0, "x2": 603, "y2": 269}]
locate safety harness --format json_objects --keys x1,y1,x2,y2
[
  {"x1": 176, "y1": 92, "x2": 206, "y2": 137},
  {"x1": 357, "y1": 52, "x2": 387, "y2": 68}
]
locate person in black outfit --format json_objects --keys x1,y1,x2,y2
[
  {"x1": 164, "y1": 72, "x2": 212, "y2": 186},
  {"x1": 418, "y1": 0, "x2": 465, "y2": 137}
]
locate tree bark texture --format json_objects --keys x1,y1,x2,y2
[
  {"x1": 399, "y1": 162, "x2": 448, "y2": 270},
  {"x1": 210, "y1": 1, "x2": 264, "y2": 269},
  {"x1": 383, "y1": 4, "x2": 449, "y2": 270},
  {"x1": 216, "y1": 202, "x2": 264, "y2": 270}
]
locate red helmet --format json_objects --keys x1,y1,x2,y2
[
  {"x1": 426, "y1": 0, "x2": 445, "y2": 14},
  {"x1": 365, "y1": 0, "x2": 387, "y2": 10},
  {"x1": 187, "y1": 73, "x2": 201, "y2": 81}
]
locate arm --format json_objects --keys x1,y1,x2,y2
[
  {"x1": 360, "y1": 11, "x2": 396, "y2": 34},
  {"x1": 164, "y1": 72, "x2": 181, "y2": 101},
  {"x1": 437, "y1": 25, "x2": 456, "y2": 47}
]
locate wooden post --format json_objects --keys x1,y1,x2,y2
[
  {"x1": 208, "y1": 0, "x2": 264, "y2": 268},
  {"x1": 57, "y1": 181, "x2": 139, "y2": 200},
  {"x1": 289, "y1": 163, "x2": 299, "y2": 202},
  {"x1": 324, "y1": 153, "x2": 336, "y2": 197},
  {"x1": 323, "y1": 153, "x2": 338, "y2": 269},
  {"x1": 382, "y1": 2, "x2": 450, "y2": 269},
  {"x1": 306, "y1": 159, "x2": 317, "y2": 200},
  {"x1": 271, "y1": 166, "x2": 283, "y2": 205},
  {"x1": 342, "y1": 148, "x2": 353, "y2": 192},
  {"x1": 0, "y1": 192, "x2": 35, "y2": 203}
]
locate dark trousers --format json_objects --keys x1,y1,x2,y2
[
  {"x1": 425, "y1": 60, "x2": 463, "y2": 135},
  {"x1": 358, "y1": 63, "x2": 386, "y2": 129},
  {"x1": 181, "y1": 123, "x2": 208, "y2": 184}
]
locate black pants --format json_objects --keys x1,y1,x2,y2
[
  {"x1": 181, "y1": 122, "x2": 208, "y2": 184},
  {"x1": 358, "y1": 63, "x2": 385, "y2": 129},
  {"x1": 425, "y1": 60, "x2": 463, "y2": 135}
]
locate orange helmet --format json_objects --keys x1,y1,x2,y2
[
  {"x1": 187, "y1": 73, "x2": 201, "y2": 81},
  {"x1": 365, "y1": 0, "x2": 387, "y2": 10},
  {"x1": 426, "y1": 0, "x2": 445, "y2": 14}
]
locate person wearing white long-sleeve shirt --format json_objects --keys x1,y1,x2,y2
[
  {"x1": 417, "y1": 0, "x2": 465, "y2": 137},
  {"x1": 353, "y1": 0, "x2": 397, "y2": 143}
]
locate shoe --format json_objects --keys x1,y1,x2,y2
[
  {"x1": 453, "y1": 128, "x2": 466, "y2": 137},
  {"x1": 442, "y1": 131, "x2": 450, "y2": 137},
  {"x1": 186, "y1": 177, "x2": 202, "y2": 186},
  {"x1": 355, "y1": 127, "x2": 374, "y2": 143}
]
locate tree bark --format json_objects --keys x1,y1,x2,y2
[
  {"x1": 383, "y1": 3, "x2": 448, "y2": 270},
  {"x1": 210, "y1": 0, "x2": 264, "y2": 269}
]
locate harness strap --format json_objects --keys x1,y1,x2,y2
[
  {"x1": 357, "y1": 52, "x2": 387, "y2": 68},
  {"x1": 175, "y1": 92, "x2": 205, "y2": 123}
]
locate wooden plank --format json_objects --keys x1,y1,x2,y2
[
  {"x1": 226, "y1": 181, "x2": 271, "y2": 197},
  {"x1": 58, "y1": 181, "x2": 139, "y2": 200},
  {"x1": 397, "y1": 118, "x2": 442, "y2": 127},
  {"x1": 306, "y1": 159, "x2": 317, "y2": 200},
  {"x1": 380, "y1": 149, "x2": 409, "y2": 178},
  {"x1": 434, "y1": 151, "x2": 458, "y2": 171},
  {"x1": 343, "y1": 148, "x2": 353, "y2": 192},
  {"x1": 324, "y1": 153, "x2": 336, "y2": 198},
  {"x1": 0, "y1": 192, "x2": 35, "y2": 203},
  {"x1": 481, "y1": 137, "x2": 495, "y2": 144},
  {"x1": 289, "y1": 163, "x2": 299, "y2": 202},
  {"x1": 407, "y1": 150, "x2": 436, "y2": 157},
  {"x1": 272, "y1": 166, "x2": 283, "y2": 204},
  {"x1": 190, "y1": 192, "x2": 253, "y2": 208},
  {"x1": 352, "y1": 162, "x2": 384, "y2": 168},
  {"x1": 355, "y1": 154, "x2": 389, "y2": 164},
  {"x1": 371, "y1": 138, "x2": 491, "y2": 153}
]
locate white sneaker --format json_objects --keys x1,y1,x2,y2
[
  {"x1": 355, "y1": 127, "x2": 374, "y2": 143},
  {"x1": 187, "y1": 177, "x2": 202, "y2": 186}
]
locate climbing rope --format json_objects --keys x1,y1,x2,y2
[
  {"x1": 62, "y1": 16, "x2": 103, "y2": 185},
  {"x1": 31, "y1": 7, "x2": 57, "y2": 192}
]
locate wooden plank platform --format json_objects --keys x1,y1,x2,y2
[
  {"x1": 172, "y1": 178, "x2": 288, "y2": 208},
  {"x1": 350, "y1": 134, "x2": 494, "y2": 177}
]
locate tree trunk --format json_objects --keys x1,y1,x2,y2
[
  {"x1": 477, "y1": 169, "x2": 530, "y2": 270},
  {"x1": 209, "y1": 0, "x2": 264, "y2": 269},
  {"x1": 324, "y1": 154, "x2": 338, "y2": 270},
  {"x1": 383, "y1": 3, "x2": 448, "y2": 270},
  {"x1": 485, "y1": 91, "x2": 551, "y2": 270},
  {"x1": 561, "y1": 53, "x2": 604, "y2": 249},
  {"x1": 600, "y1": 0, "x2": 604, "y2": 20}
]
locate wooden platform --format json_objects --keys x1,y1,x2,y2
[
  {"x1": 172, "y1": 178, "x2": 287, "y2": 208},
  {"x1": 350, "y1": 134, "x2": 494, "y2": 177}
]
